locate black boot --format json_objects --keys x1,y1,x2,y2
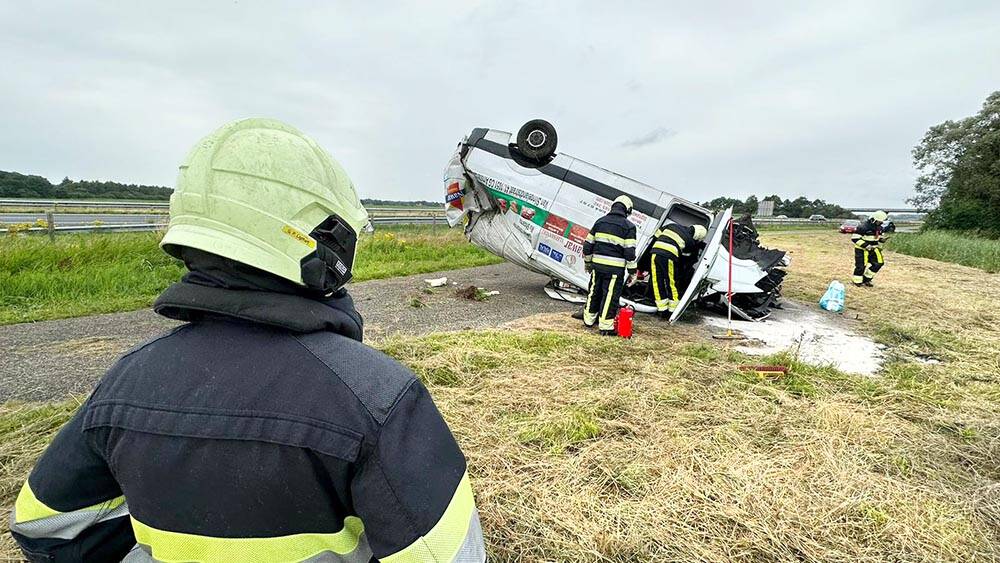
[
  {"x1": 600, "y1": 329, "x2": 618, "y2": 337},
  {"x1": 571, "y1": 310, "x2": 585, "y2": 320},
  {"x1": 862, "y1": 278, "x2": 874, "y2": 287}
]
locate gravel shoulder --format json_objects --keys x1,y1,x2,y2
[{"x1": 0, "y1": 263, "x2": 573, "y2": 402}]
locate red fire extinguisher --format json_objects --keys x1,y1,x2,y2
[{"x1": 615, "y1": 305, "x2": 635, "y2": 339}]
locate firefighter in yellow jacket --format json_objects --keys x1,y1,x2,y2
[
  {"x1": 851, "y1": 210, "x2": 888, "y2": 287},
  {"x1": 650, "y1": 222, "x2": 707, "y2": 317}
]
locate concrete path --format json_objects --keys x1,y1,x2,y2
[{"x1": 0, "y1": 263, "x2": 573, "y2": 402}]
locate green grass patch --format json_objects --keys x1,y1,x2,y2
[
  {"x1": 888, "y1": 230, "x2": 1000, "y2": 273},
  {"x1": 514, "y1": 407, "x2": 603, "y2": 453},
  {"x1": 0, "y1": 226, "x2": 501, "y2": 325}
]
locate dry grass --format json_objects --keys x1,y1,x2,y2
[{"x1": 2, "y1": 232, "x2": 999, "y2": 561}]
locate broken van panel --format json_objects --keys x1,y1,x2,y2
[{"x1": 443, "y1": 123, "x2": 788, "y2": 320}]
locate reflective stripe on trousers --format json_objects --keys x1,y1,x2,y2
[
  {"x1": 584, "y1": 271, "x2": 598, "y2": 326},
  {"x1": 599, "y1": 274, "x2": 619, "y2": 331}
]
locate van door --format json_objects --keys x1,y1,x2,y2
[{"x1": 669, "y1": 207, "x2": 732, "y2": 323}]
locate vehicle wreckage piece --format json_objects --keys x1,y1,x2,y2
[{"x1": 443, "y1": 121, "x2": 788, "y2": 321}]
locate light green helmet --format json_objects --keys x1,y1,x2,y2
[
  {"x1": 161, "y1": 118, "x2": 369, "y2": 292},
  {"x1": 613, "y1": 195, "x2": 634, "y2": 212},
  {"x1": 871, "y1": 210, "x2": 888, "y2": 222}
]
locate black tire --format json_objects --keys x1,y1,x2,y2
[{"x1": 515, "y1": 119, "x2": 558, "y2": 162}]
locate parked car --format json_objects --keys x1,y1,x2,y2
[
  {"x1": 443, "y1": 120, "x2": 789, "y2": 321},
  {"x1": 809, "y1": 214, "x2": 827, "y2": 222},
  {"x1": 774, "y1": 214, "x2": 788, "y2": 219},
  {"x1": 839, "y1": 219, "x2": 860, "y2": 233}
]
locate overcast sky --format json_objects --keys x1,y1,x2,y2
[{"x1": 2, "y1": 2, "x2": 998, "y2": 207}]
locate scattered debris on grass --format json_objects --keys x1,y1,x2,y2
[
  {"x1": 424, "y1": 276, "x2": 448, "y2": 287},
  {"x1": 455, "y1": 285, "x2": 491, "y2": 301}
]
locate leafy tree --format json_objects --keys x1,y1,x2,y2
[
  {"x1": 700, "y1": 194, "x2": 852, "y2": 218},
  {"x1": 911, "y1": 91, "x2": 1000, "y2": 236}
]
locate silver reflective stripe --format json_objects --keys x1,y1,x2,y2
[
  {"x1": 121, "y1": 532, "x2": 374, "y2": 563},
  {"x1": 10, "y1": 500, "x2": 129, "y2": 540},
  {"x1": 592, "y1": 255, "x2": 626, "y2": 267},
  {"x1": 452, "y1": 509, "x2": 487, "y2": 562}
]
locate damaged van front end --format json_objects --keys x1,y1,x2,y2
[{"x1": 444, "y1": 123, "x2": 788, "y2": 321}]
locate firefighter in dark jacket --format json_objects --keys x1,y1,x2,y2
[
  {"x1": 650, "y1": 222, "x2": 708, "y2": 317},
  {"x1": 582, "y1": 195, "x2": 638, "y2": 335},
  {"x1": 9, "y1": 119, "x2": 486, "y2": 563},
  {"x1": 851, "y1": 210, "x2": 888, "y2": 287}
]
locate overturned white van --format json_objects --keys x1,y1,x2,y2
[{"x1": 443, "y1": 121, "x2": 788, "y2": 322}]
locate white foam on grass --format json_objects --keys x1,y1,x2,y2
[{"x1": 701, "y1": 302, "x2": 885, "y2": 376}]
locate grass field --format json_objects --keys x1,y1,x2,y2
[
  {"x1": 1, "y1": 232, "x2": 998, "y2": 561},
  {"x1": 887, "y1": 230, "x2": 1000, "y2": 273},
  {"x1": 0, "y1": 226, "x2": 499, "y2": 325}
]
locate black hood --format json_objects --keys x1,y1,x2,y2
[
  {"x1": 154, "y1": 248, "x2": 363, "y2": 341},
  {"x1": 610, "y1": 202, "x2": 629, "y2": 216}
]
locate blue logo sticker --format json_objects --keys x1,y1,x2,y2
[
  {"x1": 445, "y1": 192, "x2": 462, "y2": 203},
  {"x1": 550, "y1": 250, "x2": 564, "y2": 262},
  {"x1": 537, "y1": 243, "x2": 551, "y2": 255}
]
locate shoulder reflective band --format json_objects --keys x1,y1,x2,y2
[
  {"x1": 657, "y1": 228, "x2": 686, "y2": 250},
  {"x1": 383, "y1": 472, "x2": 483, "y2": 563},
  {"x1": 130, "y1": 516, "x2": 370, "y2": 562},
  {"x1": 11, "y1": 481, "x2": 127, "y2": 540},
  {"x1": 652, "y1": 241, "x2": 679, "y2": 256}
]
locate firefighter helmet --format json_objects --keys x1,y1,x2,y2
[{"x1": 161, "y1": 118, "x2": 370, "y2": 293}]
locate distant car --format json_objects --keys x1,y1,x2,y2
[
  {"x1": 839, "y1": 219, "x2": 860, "y2": 233},
  {"x1": 774, "y1": 214, "x2": 788, "y2": 219},
  {"x1": 809, "y1": 214, "x2": 827, "y2": 222}
]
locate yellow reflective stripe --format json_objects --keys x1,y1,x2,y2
[
  {"x1": 659, "y1": 228, "x2": 686, "y2": 249},
  {"x1": 852, "y1": 275, "x2": 864, "y2": 283},
  {"x1": 584, "y1": 271, "x2": 597, "y2": 325},
  {"x1": 651, "y1": 258, "x2": 661, "y2": 304},
  {"x1": 652, "y1": 241, "x2": 679, "y2": 256},
  {"x1": 585, "y1": 233, "x2": 595, "y2": 243},
  {"x1": 592, "y1": 256, "x2": 626, "y2": 267},
  {"x1": 593, "y1": 232, "x2": 625, "y2": 245},
  {"x1": 874, "y1": 248, "x2": 884, "y2": 264},
  {"x1": 382, "y1": 472, "x2": 477, "y2": 563},
  {"x1": 862, "y1": 235, "x2": 879, "y2": 241},
  {"x1": 14, "y1": 481, "x2": 125, "y2": 524},
  {"x1": 599, "y1": 275, "x2": 618, "y2": 330},
  {"x1": 131, "y1": 515, "x2": 365, "y2": 562},
  {"x1": 668, "y1": 259, "x2": 679, "y2": 301}
]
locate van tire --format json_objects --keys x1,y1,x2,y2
[{"x1": 515, "y1": 120, "x2": 558, "y2": 162}]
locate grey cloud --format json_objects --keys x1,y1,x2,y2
[
  {"x1": 0, "y1": 1, "x2": 998, "y2": 207},
  {"x1": 621, "y1": 127, "x2": 677, "y2": 148}
]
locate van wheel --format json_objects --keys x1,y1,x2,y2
[{"x1": 515, "y1": 119, "x2": 558, "y2": 162}]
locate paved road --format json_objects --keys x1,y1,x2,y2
[
  {"x1": 0, "y1": 263, "x2": 574, "y2": 402},
  {"x1": 0, "y1": 213, "x2": 167, "y2": 226}
]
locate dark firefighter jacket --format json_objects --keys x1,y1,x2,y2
[
  {"x1": 582, "y1": 204, "x2": 638, "y2": 273},
  {"x1": 851, "y1": 218, "x2": 883, "y2": 249},
  {"x1": 9, "y1": 249, "x2": 485, "y2": 563},
  {"x1": 651, "y1": 223, "x2": 698, "y2": 258}
]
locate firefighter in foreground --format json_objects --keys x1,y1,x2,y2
[
  {"x1": 650, "y1": 221, "x2": 708, "y2": 318},
  {"x1": 851, "y1": 210, "x2": 889, "y2": 287},
  {"x1": 582, "y1": 195, "x2": 637, "y2": 335},
  {"x1": 9, "y1": 118, "x2": 486, "y2": 562}
]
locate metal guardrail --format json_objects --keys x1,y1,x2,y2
[
  {"x1": 0, "y1": 198, "x2": 170, "y2": 209},
  {"x1": 1, "y1": 215, "x2": 447, "y2": 235},
  {"x1": 0, "y1": 199, "x2": 443, "y2": 214}
]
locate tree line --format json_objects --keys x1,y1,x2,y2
[
  {"x1": 699, "y1": 195, "x2": 853, "y2": 218},
  {"x1": 0, "y1": 171, "x2": 174, "y2": 200},
  {"x1": 911, "y1": 90, "x2": 1000, "y2": 237},
  {"x1": 0, "y1": 170, "x2": 438, "y2": 207}
]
